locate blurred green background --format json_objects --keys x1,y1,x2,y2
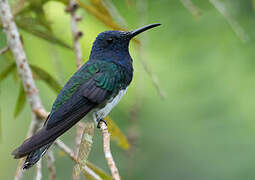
[{"x1": 1, "y1": 0, "x2": 255, "y2": 179}]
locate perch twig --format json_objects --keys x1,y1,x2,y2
[
  {"x1": 99, "y1": 121, "x2": 121, "y2": 180},
  {"x1": 55, "y1": 140, "x2": 102, "y2": 180}
]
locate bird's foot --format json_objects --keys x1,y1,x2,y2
[
  {"x1": 97, "y1": 118, "x2": 107, "y2": 128},
  {"x1": 22, "y1": 161, "x2": 33, "y2": 170}
]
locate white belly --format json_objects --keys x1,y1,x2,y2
[{"x1": 93, "y1": 88, "x2": 128, "y2": 123}]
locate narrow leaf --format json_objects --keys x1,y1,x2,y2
[
  {"x1": 16, "y1": 17, "x2": 72, "y2": 49},
  {"x1": 89, "y1": 0, "x2": 112, "y2": 19},
  {"x1": 0, "y1": 62, "x2": 16, "y2": 82},
  {"x1": 86, "y1": 161, "x2": 112, "y2": 180},
  {"x1": 75, "y1": 122, "x2": 94, "y2": 176},
  {"x1": 30, "y1": 64, "x2": 62, "y2": 93},
  {"x1": 209, "y1": 0, "x2": 249, "y2": 43},
  {"x1": 88, "y1": 0, "x2": 127, "y2": 28},
  {"x1": 76, "y1": 0, "x2": 126, "y2": 31},
  {"x1": 105, "y1": 116, "x2": 130, "y2": 150},
  {"x1": 180, "y1": 0, "x2": 201, "y2": 18},
  {"x1": 14, "y1": 82, "x2": 27, "y2": 118}
]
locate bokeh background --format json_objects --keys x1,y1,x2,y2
[{"x1": 1, "y1": 0, "x2": 255, "y2": 179}]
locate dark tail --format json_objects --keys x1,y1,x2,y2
[
  {"x1": 12, "y1": 96, "x2": 96, "y2": 169},
  {"x1": 22, "y1": 143, "x2": 52, "y2": 169}
]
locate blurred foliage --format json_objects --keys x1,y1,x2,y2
[
  {"x1": 1, "y1": 0, "x2": 255, "y2": 180},
  {"x1": 86, "y1": 162, "x2": 112, "y2": 180},
  {"x1": 30, "y1": 64, "x2": 62, "y2": 93},
  {"x1": 16, "y1": 17, "x2": 72, "y2": 48},
  {"x1": 105, "y1": 116, "x2": 130, "y2": 150},
  {"x1": 76, "y1": 0, "x2": 126, "y2": 30},
  {"x1": 0, "y1": 62, "x2": 15, "y2": 82},
  {"x1": 13, "y1": 82, "x2": 26, "y2": 118}
]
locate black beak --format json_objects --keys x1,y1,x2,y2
[{"x1": 130, "y1": 23, "x2": 161, "y2": 39}]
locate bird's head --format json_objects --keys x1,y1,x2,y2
[{"x1": 89, "y1": 23, "x2": 161, "y2": 66}]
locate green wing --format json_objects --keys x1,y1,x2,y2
[
  {"x1": 51, "y1": 61, "x2": 100, "y2": 113},
  {"x1": 50, "y1": 60, "x2": 122, "y2": 114}
]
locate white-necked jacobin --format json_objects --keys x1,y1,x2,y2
[{"x1": 12, "y1": 23, "x2": 161, "y2": 169}]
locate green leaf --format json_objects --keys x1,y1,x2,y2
[
  {"x1": 14, "y1": 82, "x2": 27, "y2": 118},
  {"x1": 105, "y1": 116, "x2": 130, "y2": 150},
  {"x1": 30, "y1": 64, "x2": 62, "y2": 94},
  {"x1": 2, "y1": 52, "x2": 19, "y2": 82},
  {"x1": 16, "y1": 17, "x2": 72, "y2": 49},
  {"x1": 85, "y1": 161, "x2": 112, "y2": 180},
  {"x1": 0, "y1": 62, "x2": 16, "y2": 82},
  {"x1": 74, "y1": 122, "x2": 94, "y2": 176}
]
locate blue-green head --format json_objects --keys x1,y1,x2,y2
[{"x1": 89, "y1": 23, "x2": 161, "y2": 68}]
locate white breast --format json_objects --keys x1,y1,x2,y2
[{"x1": 93, "y1": 88, "x2": 128, "y2": 123}]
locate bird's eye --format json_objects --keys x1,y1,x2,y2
[{"x1": 106, "y1": 38, "x2": 113, "y2": 44}]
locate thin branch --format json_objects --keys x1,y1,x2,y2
[
  {"x1": 33, "y1": 108, "x2": 49, "y2": 119},
  {"x1": 0, "y1": 46, "x2": 8, "y2": 55},
  {"x1": 35, "y1": 160, "x2": 42, "y2": 180},
  {"x1": 180, "y1": 0, "x2": 201, "y2": 17},
  {"x1": 74, "y1": 122, "x2": 85, "y2": 153},
  {"x1": 14, "y1": 158, "x2": 25, "y2": 180},
  {"x1": 99, "y1": 121, "x2": 121, "y2": 180},
  {"x1": 66, "y1": 0, "x2": 83, "y2": 69},
  {"x1": 209, "y1": 0, "x2": 249, "y2": 43},
  {"x1": 54, "y1": 139, "x2": 102, "y2": 180},
  {"x1": 55, "y1": 139, "x2": 76, "y2": 161},
  {"x1": 47, "y1": 150, "x2": 56, "y2": 180}
]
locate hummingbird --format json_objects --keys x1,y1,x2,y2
[{"x1": 12, "y1": 23, "x2": 161, "y2": 169}]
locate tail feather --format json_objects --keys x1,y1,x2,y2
[
  {"x1": 11, "y1": 97, "x2": 96, "y2": 168},
  {"x1": 23, "y1": 143, "x2": 52, "y2": 169}
]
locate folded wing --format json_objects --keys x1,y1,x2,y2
[{"x1": 12, "y1": 61, "x2": 119, "y2": 158}]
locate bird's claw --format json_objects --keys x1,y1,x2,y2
[{"x1": 97, "y1": 119, "x2": 107, "y2": 128}]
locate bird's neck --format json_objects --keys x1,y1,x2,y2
[{"x1": 89, "y1": 50, "x2": 133, "y2": 73}]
